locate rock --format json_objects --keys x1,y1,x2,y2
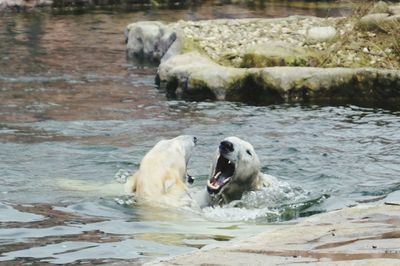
[
  {"x1": 126, "y1": 17, "x2": 400, "y2": 107},
  {"x1": 0, "y1": 0, "x2": 52, "y2": 10},
  {"x1": 382, "y1": 14, "x2": 400, "y2": 29},
  {"x1": 125, "y1": 21, "x2": 176, "y2": 61},
  {"x1": 306, "y1": 26, "x2": 337, "y2": 44},
  {"x1": 358, "y1": 13, "x2": 400, "y2": 32},
  {"x1": 368, "y1": 1, "x2": 390, "y2": 14},
  {"x1": 125, "y1": 17, "x2": 343, "y2": 65},
  {"x1": 160, "y1": 29, "x2": 183, "y2": 63},
  {"x1": 384, "y1": 190, "x2": 400, "y2": 206},
  {"x1": 157, "y1": 52, "x2": 242, "y2": 100},
  {"x1": 237, "y1": 42, "x2": 321, "y2": 67},
  {"x1": 389, "y1": 4, "x2": 400, "y2": 15},
  {"x1": 147, "y1": 205, "x2": 400, "y2": 265},
  {"x1": 357, "y1": 13, "x2": 390, "y2": 31},
  {"x1": 158, "y1": 53, "x2": 400, "y2": 106}
]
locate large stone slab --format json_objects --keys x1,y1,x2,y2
[
  {"x1": 148, "y1": 204, "x2": 400, "y2": 265},
  {"x1": 239, "y1": 42, "x2": 322, "y2": 67},
  {"x1": 157, "y1": 52, "x2": 400, "y2": 106}
]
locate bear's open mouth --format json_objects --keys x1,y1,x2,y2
[{"x1": 207, "y1": 155, "x2": 235, "y2": 194}]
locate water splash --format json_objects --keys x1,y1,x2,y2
[
  {"x1": 202, "y1": 179, "x2": 326, "y2": 222},
  {"x1": 114, "y1": 169, "x2": 132, "y2": 184},
  {"x1": 202, "y1": 206, "x2": 280, "y2": 222},
  {"x1": 114, "y1": 195, "x2": 136, "y2": 206},
  {"x1": 240, "y1": 179, "x2": 307, "y2": 208}
]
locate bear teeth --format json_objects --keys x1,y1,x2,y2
[
  {"x1": 213, "y1": 171, "x2": 222, "y2": 180},
  {"x1": 207, "y1": 180, "x2": 219, "y2": 190},
  {"x1": 223, "y1": 177, "x2": 231, "y2": 184}
]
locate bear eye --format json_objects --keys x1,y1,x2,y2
[{"x1": 246, "y1": 150, "x2": 252, "y2": 156}]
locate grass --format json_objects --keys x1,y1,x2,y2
[
  {"x1": 380, "y1": 16, "x2": 400, "y2": 57},
  {"x1": 318, "y1": 0, "x2": 400, "y2": 69}
]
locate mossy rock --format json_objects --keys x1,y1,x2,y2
[
  {"x1": 368, "y1": 1, "x2": 390, "y2": 14},
  {"x1": 158, "y1": 52, "x2": 400, "y2": 108},
  {"x1": 226, "y1": 71, "x2": 284, "y2": 105},
  {"x1": 357, "y1": 13, "x2": 390, "y2": 31},
  {"x1": 238, "y1": 44, "x2": 322, "y2": 68}
]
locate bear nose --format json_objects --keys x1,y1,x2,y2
[
  {"x1": 219, "y1": 140, "x2": 234, "y2": 153},
  {"x1": 193, "y1": 136, "x2": 198, "y2": 145}
]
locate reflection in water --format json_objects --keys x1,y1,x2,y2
[{"x1": 0, "y1": 2, "x2": 399, "y2": 265}]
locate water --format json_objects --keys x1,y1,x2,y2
[{"x1": 1, "y1": 2, "x2": 400, "y2": 264}]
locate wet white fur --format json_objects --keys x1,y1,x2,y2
[
  {"x1": 125, "y1": 135, "x2": 196, "y2": 207},
  {"x1": 208, "y1": 136, "x2": 277, "y2": 205}
]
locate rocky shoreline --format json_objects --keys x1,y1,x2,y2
[
  {"x1": 0, "y1": 0, "x2": 179, "y2": 10},
  {"x1": 0, "y1": 0, "x2": 51, "y2": 10},
  {"x1": 125, "y1": 2, "x2": 400, "y2": 107}
]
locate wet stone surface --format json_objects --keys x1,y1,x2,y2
[{"x1": 153, "y1": 205, "x2": 400, "y2": 265}]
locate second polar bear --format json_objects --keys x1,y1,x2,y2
[
  {"x1": 125, "y1": 135, "x2": 197, "y2": 207},
  {"x1": 206, "y1": 136, "x2": 277, "y2": 205}
]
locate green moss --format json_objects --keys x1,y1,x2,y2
[
  {"x1": 285, "y1": 69, "x2": 400, "y2": 107},
  {"x1": 215, "y1": 225, "x2": 240, "y2": 230},
  {"x1": 238, "y1": 45, "x2": 321, "y2": 68},
  {"x1": 161, "y1": 75, "x2": 217, "y2": 101},
  {"x1": 217, "y1": 53, "x2": 242, "y2": 67},
  {"x1": 181, "y1": 37, "x2": 208, "y2": 56},
  {"x1": 149, "y1": 0, "x2": 159, "y2": 7},
  {"x1": 184, "y1": 78, "x2": 217, "y2": 101},
  {"x1": 164, "y1": 76, "x2": 179, "y2": 99},
  {"x1": 226, "y1": 72, "x2": 283, "y2": 105},
  {"x1": 213, "y1": 235, "x2": 234, "y2": 241}
]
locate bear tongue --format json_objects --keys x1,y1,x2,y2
[
  {"x1": 211, "y1": 171, "x2": 229, "y2": 186},
  {"x1": 208, "y1": 171, "x2": 232, "y2": 193},
  {"x1": 210, "y1": 171, "x2": 221, "y2": 186}
]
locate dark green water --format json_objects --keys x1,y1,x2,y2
[{"x1": 1, "y1": 2, "x2": 399, "y2": 265}]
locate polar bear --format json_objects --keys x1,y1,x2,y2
[
  {"x1": 125, "y1": 135, "x2": 198, "y2": 207},
  {"x1": 206, "y1": 136, "x2": 277, "y2": 205}
]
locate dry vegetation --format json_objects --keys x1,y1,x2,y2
[{"x1": 319, "y1": 0, "x2": 400, "y2": 69}]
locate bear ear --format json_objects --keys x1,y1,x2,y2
[{"x1": 164, "y1": 178, "x2": 176, "y2": 193}]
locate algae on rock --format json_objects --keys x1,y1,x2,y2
[
  {"x1": 237, "y1": 43, "x2": 322, "y2": 68},
  {"x1": 126, "y1": 12, "x2": 400, "y2": 108}
]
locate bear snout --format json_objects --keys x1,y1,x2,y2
[{"x1": 219, "y1": 140, "x2": 234, "y2": 153}]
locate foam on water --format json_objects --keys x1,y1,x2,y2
[
  {"x1": 202, "y1": 206, "x2": 280, "y2": 222},
  {"x1": 112, "y1": 173, "x2": 320, "y2": 223},
  {"x1": 202, "y1": 178, "x2": 319, "y2": 222}
]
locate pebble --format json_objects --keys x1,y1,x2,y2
[{"x1": 167, "y1": 16, "x2": 398, "y2": 68}]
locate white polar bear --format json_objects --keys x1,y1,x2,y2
[
  {"x1": 125, "y1": 135, "x2": 197, "y2": 207},
  {"x1": 206, "y1": 136, "x2": 277, "y2": 205}
]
